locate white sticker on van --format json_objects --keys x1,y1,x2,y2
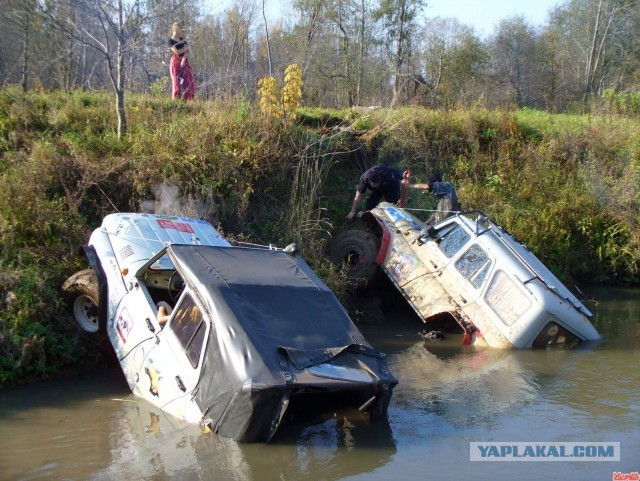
[{"x1": 116, "y1": 307, "x2": 133, "y2": 343}]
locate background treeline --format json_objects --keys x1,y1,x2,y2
[
  {"x1": 3, "y1": 0, "x2": 640, "y2": 111},
  {"x1": 0, "y1": 87, "x2": 639, "y2": 386}
]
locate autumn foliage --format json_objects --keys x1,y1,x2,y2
[{"x1": 258, "y1": 64, "x2": 303, "y2": 123}]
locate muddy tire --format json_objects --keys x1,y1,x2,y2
[
  {"x1": 329, "y1": 229, "x2": 381, "y2": 289},
  {"x1": 62, "y1": 269, "x2": 104, "y2": 335}
]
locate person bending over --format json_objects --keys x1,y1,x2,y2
[{"x1": 346, "y1": 164, "x2": 406, "y2": 220}]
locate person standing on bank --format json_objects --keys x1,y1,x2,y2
[
  {"x1": 422, "y1": 173, "x2": 461, "y2": 225},
  {"x1": 346, "y1": 164, "x2": 407, "y2": 220},
  {"x1": 168, "y1": 23, "x2": 195, "y2": 100}
]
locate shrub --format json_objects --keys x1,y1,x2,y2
[{"x1": 258, "y1": 64, "x2": 304, "y2": 124}]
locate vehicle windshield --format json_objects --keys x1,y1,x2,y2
[
  {"x1": 149, "y1": 251, "x2": 175, "y2": 270},
  {"x1": 533, "y1": 321, "x2": 581, "y2": 348}
]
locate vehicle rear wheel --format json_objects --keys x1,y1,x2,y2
[
  {"x1": 329, "y1": 229, "x2": 381, "y2": 289},
  {"x1": 62, "y1": 269, "x2": 103, "y2": 335}
]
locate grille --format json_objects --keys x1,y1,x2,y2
[{"x1": 119, "y1": 245, "x2": 134, "y2": 259}]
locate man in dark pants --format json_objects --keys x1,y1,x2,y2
[
  {"x1": 346, "y1": 164, "x2": 406, "y2": 220},
  {"x1": 423, "y1": 173, "x2": 460, "y2": 225}
]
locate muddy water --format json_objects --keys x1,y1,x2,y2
[{"x1": 0, "y1": 286, "x2": 638, "y2": 481}]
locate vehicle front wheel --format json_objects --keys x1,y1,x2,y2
[
  {"x1": 329, "y1": 229, "x2": 381, "y2": 289},
  {"x1": 62, "y1": 269, "x2": 103, "y2": 335}
]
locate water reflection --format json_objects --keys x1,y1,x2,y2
[
  {"x1": 0, "y1": 369, "x2": 128, "y2": 481},
  {"x1": 0, "y1": 368, "x2": 395, "y2": 481},
  {"x1": 387, "y1": 331, "x2": 639, "y2": 428},
  {"x1": 90, "y1": 394, "x2": 395, "y2": 481},
  {"x1": 585, "y1": 285, "x2": 640, "y2": 350},
  {"x1": 390, "y1": 340, "x2": 538, "y2": 427}
]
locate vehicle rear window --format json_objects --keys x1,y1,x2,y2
[
  {"x1": 455, "y1": 244, "x2": 492, "y2": 289},
  {"x1": 485, "y1": 270, "x2": 531, "y2": 326},
  {"x1": 438, "y1": 225, "x2": 470, "y2": 258},
  {"x1": 170, "y1": 294, "x2": 207, "y2": 368}
]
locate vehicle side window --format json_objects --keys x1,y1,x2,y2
[
  {"x1": 169, "y1": 294, "x2": 207, "y2": 368},
  {"x1": 438, "y1": 225, "x2": 470, "y2": 258},
  {"x1": 455, "y1": 244, "x2": 492, "y2": 289},
  {"x1": 485, "y1": 270, "x2": 532, "y2": 326},
  {"x1": 532, "y1": 322, "x2": 580, "y2": 348}
]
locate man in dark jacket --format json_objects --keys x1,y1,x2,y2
[
  {"x1": 424, "y1": 173, "x2": 461, "y2": 225},
  {"x1": 346, "y1": 164, "x2": 406, "y2": 220}
]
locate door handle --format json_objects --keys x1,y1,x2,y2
[
  {"x1": 146, "y1": 317, "x2": 156, "y2": 333},
  {"x1": 460, "y1": 295, "x2": 467, "y2": 304},
  {"x1": 175, "y1": 375, "x2": 186, "y2": 392}
]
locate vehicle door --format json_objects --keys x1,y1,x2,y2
[
  {"x1": 108, "y1": 283, "x2": 159, "y2": 392},
  {"x1": 425, "y1": 222, "x2": 493, "y2": 310},
  {"x1": 138, "y1": 289, "x2": 210, "y2": 423},
  {"x1": 445, "y1": 242, "x2": 495, "y2": 328}
]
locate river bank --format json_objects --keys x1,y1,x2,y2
[{"x1": 1, "y1": 87, "x2": 639, "y2": 386}]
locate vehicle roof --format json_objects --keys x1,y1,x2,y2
[
  {"x1": 102, "y1": 212, "x2": 229, "y2": 251},
  {"x1": 100, "y1": 213, "x2": 230, "y2": 274},
  {"x1": 169, "y1": 244, "x2": 371, "y2": 369}
]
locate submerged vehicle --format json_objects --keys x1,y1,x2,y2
[
  {"x1": 329, "y1": 203, "x2": 601, "y2": 349},
  {"x1": 62, "y1": 213, "x2": 397, "y2": 442}
]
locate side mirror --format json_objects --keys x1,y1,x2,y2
[
  {"x1": 417, "y1": 226, "x2": 438, "y2": 245},
  {"x1": 475, "y1": 215, "x2": 489, "y2": 236}
]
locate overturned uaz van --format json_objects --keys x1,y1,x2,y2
[{"x1": 330, "y1": 203, "x2": 601, "y2": 349}]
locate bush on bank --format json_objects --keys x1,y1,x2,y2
[{"x1": 0, "y1": 87, "x2": 638, "y2": 386}]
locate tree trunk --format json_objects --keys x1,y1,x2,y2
[
  {"x1": 584, "y1": 0, "x2": 603, "y2": 100},
  {"x1": 116, "y1": 0, "x2": 126, "y2": 139},
  {"x1": 392, "y1": 1, "x2": 407, "y2": 106},
  {"x1": 20, "y1": 20, "x2": 29, "y2": 92},
  {"x1": 356, "y1": 0, "x2": 365, "y2": 106},
  {"x1": 336, "y1": 8, "x2": 353, "y2": 106},
  {"x1": 116, "y1": 88, "x2": 126, "y2": 139},
  {"x1": 262, "y1": 0, "x2": 273, "y2": 76}
]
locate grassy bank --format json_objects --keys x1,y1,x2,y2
[{"x1": 1, "y1": 87, "x2": 638, "y2": 386}]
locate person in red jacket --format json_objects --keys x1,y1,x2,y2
[{"x1": 168, "y1": 23, "x2": 195, "y2": 100}]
